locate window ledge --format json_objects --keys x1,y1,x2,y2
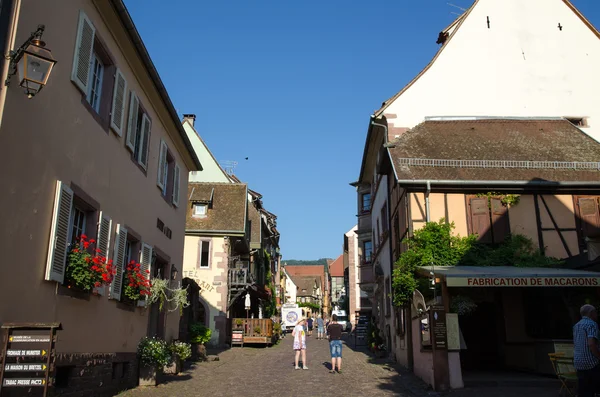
[{"x1": 57, "y1": 284, "x2": 92, "y2": 301}]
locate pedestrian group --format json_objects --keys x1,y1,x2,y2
[{"x1": 291, "y1": 313, "x2": 345, "y2": 373}]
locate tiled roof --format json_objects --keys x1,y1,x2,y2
[
  {"x1": 186, "y1": 183, "x2": 247, "y2": 234},
  {"x1": 291, "y1": 276, "x2": 319, "y2": 296},
  {"x1": 388, "y1": 119, "x2": 600, "y2": 182},
  {"x1": 329, "y1": 255, "x2": 344, "y2": 277},
  {"x1": 285, "y1": 265, "x2": 325, "y2": 293},
  {"x1": 189, "y1": 186, "x2": 213, "y2": 203}
]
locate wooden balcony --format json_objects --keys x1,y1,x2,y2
[{"x1": 229, "y1": 268, "x2": 255, "y2": 286}]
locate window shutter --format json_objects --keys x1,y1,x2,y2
[
  {"x1": 490, "y1": 198, "x2": 510, "y2": 244},
  {"x1": 94, "y1": 212, "x2": 112, "y2": 296},
  {"x1": 157, "y1": 140, "x2": 168, "y2": 190},
  {"x1": 125, "y1": 92, "x2": 139, "y2": 151},
  {"x1": 172, "y1": 163, "x2": 181, "y2": 207},
  {"x1": 469, "y1": 197, "x2": 492, "y2": 243},
  {"x1": 138, "y1": 114, "x2": 151, "y2": 169},
  {"x1": 45, "y1": 181, "x2": 74, "y2": 283},
  {"x1": 71, "y1": 11, "x2": 95, "y2": 93},
  {"x1": 110, "y1": 224, "x2": 128, "y2": 300},
  {"x1": 138, "y1": 243, "x2": 153, "y2": 306},
  {"x1": 110, "y1": 69, "x2": 127, "y2": 136},
  {"x1": 578, "y1": 198, "x2": 600, "y2": 238}
]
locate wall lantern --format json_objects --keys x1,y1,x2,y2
[
  {"x1": 5, "y1": 25, "x2": 56, "y2": 98},
  {"x1": 170, "y1": 265, "x2": 178, "y2": 281}
]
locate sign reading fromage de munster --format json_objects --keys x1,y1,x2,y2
[{"x1": 446, "y1": 276, "x2": 600, "y2": 287}]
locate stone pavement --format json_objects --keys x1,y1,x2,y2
[{"x1": 116, "y1": 334, "x2": 561, "y2": 397}]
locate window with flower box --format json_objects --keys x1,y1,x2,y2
[{"x1": 45, "y1": 181, "x2": 113, "y2": 297}]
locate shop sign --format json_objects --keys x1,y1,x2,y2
[
  {"x1": 446, "y1": 276, "x2": 600, "y2": 287},
  {"x1": 430, "y1": 306, "x2": 447, "y2": 350}
]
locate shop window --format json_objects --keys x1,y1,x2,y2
[{"x1": 523, "y1": 289, "x2": 572, "y2": 339}]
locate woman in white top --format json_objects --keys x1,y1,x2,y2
[{"x1": 292, "y1": 319, "x2": 308, "y2": 370}]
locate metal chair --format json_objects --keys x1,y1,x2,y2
[{"x1": 548, "y1": 353, "x2": 577, "y2": 397}]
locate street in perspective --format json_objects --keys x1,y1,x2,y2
[{"x1": 0, "y1": 0, "x2": 600, "y2": 396}]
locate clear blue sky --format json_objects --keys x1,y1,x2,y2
[{"x1": 124, "y1": 0, "x2": 600, "y2": 260}]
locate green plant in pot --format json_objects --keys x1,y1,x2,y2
[
  {"x1": 235, "y1": 318, "x2": 243, "y2": 329},
  {"x1": 137, "y1": 337, "x2": 171, "y2": 386},
  {"x1": 189, "y1": 323, "x2": 211, "y2": 361},
  {"x1": 168, "y1": 341, "x2": 191, "y2": 374},
  {"x1": 253, "y1": 326, "x2": 262, "y2": 336}
]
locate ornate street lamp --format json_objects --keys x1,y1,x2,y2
[{"x1": 5, "y1": 25, "x2": 56, "y2": 98}]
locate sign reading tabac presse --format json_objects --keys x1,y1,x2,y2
[{"x1": 0, "y1": 323, "x2": 60, "y2": 397}]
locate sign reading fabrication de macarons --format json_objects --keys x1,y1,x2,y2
[{"x1": 446, "y1": 276, "x2": 600, "y2": 287}]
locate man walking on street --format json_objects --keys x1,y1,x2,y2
[
  {"x1": 327, "y1": 314, "x2": 344, "y2": 374},
  {"x1": 317, "y1": 315, "x2": 325, "y2": 340},
  {"x1": 573, "y1": 304, "x2": 600, "y2": 397}
]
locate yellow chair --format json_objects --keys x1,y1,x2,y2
[{"x1": 548, "y1": 353, "x2": 577, "y2": 397}]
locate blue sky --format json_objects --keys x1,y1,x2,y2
[{"x1": 124, "y1": 0, "x2": 600, "y2": 260}]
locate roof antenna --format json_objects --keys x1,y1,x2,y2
[{"x1": 221, "y1": 160, "x2": 238, "y2": 175}]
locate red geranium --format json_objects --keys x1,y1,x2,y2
[
  {"x1": 123, "y1": 260, "x2": 152, "y2": 301},
  {"x1": 65, "y1": 235, "x2": 116, "y2": 292}
]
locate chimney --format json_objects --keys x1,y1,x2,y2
[{"x1": 183, "y1": 114, "x2": 196, "y2": 127}]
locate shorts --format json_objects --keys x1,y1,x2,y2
[
  {"x1": 318, "y1": 326, "x2": 324, "y2": 333},
  {"x1": 293, "y1": 340, "x2": 306, "y2": 350},
  {"x1": 330, "y1": 340, "x2": 343, "y2": 358},
  {"x1": 308, "y1": 326, "x2": 313, "y2": 331}
]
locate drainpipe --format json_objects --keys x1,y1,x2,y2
[
  {"x1": 425, "y1": 180, "x2": 431, "y2": 222},
  {"x1": 0, "y1": 0, "x2": 22, "y2": 129}
]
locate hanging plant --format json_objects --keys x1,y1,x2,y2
[
  {"x1": 148, "y1": 278, "x2": 169, "y2": 311},
  {"x1": 65, "y1": 235, "x2": 116, "y2": 292},
  {"x1": 450, "y1": 295, "x2": 478, "y2": 316},
  {"x1": 475, "y1": 192, "x2": 521, "y2": 207},
  {"x1": 168, "y1": 285, "x2": 190, "y2": 315}
]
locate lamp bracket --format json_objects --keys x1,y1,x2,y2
[{"x1": 5, "y1": 24, "x2": 45, "y2": 87}]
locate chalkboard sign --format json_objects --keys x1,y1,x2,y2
[{"x1": 354, "y1": 312, "x2": 370, "y2": 347}]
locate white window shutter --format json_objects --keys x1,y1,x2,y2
[
  {"x1": 94, "y1": 212, "x2": 112, "y2": 296},
  {"x1": 157, "y1": 140, "x2": 167, "y2": 190},
  {"x1": 172, "y1": 163, "x2": 181, "y2": 207},
  {"x1": 71, "y1": 11, "x2": 95, "y2": 93},
  {"x1": 45, "y1": 181, "x2": 74, "y2": 284},
  {"x1": 125, "y1": 92, "x2": 139, "y2": 152},
  {"x1": 138, "y1": 243, "x2": 153, "y2": 306},
  {"x1": 110, "y1": 224, "x2": 128, "y2": 300},
  {"x1": 110, "y1": 69, "x2": 127, "y2": 136},
  {"x1": 138, "y1": 114, "x2": 151, "y2": 169}
]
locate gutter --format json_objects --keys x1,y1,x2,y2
[
  {"x1": 110, "y1": 0, "x2": 202, "y2": 171},
  {"x1": 396, "y1": 180, "x2": 600, "y2": 187}
]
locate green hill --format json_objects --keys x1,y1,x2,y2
[{"x1": 285, "y1": 258, "x2": 332, "y2": 266}]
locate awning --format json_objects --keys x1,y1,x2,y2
[{"x1": 418, "y1": 266, "x2": 600, "y2": 288}]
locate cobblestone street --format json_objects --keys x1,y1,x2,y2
[{"x1": 117, "y1": 334, "x2": 561, "y2": 397}]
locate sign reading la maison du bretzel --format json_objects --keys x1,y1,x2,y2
[{"x1": 446, "y1": 276, "x2": 600, "y2": 287}]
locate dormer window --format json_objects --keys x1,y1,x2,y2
[{"x1": 193, "y1": 204, "x2": 207, "y2": 217}]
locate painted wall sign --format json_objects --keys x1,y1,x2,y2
[
  {"x1": 182, "y1": 271, "x2": 216, "y2": 293},
  {"x1": 446, "y1": 276, "x2": 600, "y2": 287}
]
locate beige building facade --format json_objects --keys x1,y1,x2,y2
[{"x1": 0, "y1": 0, "x2": 200, "y2": 395}]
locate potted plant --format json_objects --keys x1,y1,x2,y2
[
  {"x1": 168, "y1": 341, "x2": 191, "y2": 375},
  {"x1": 65, "y1": 235, "x2": 115, "y2": 292},
  {"x1": 137, "y1": 337, "x2": 170, "y2": 386},
  {"x1": 253, "y1": 326, "x2": 262, "y2": 336},
  {"x1": 124, "y1": 260, "x2": 151, "y2": 304},
  {"x1": 235, "y1": 319, "x2": 244, "y2": 329},
  {"x1": 189, "y1": 323, "x2": 211, "y2": 361}
]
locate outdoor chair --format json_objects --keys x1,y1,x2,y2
[{"x1": 548, "y1": 353, "x2": 577, "y2": 397}]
